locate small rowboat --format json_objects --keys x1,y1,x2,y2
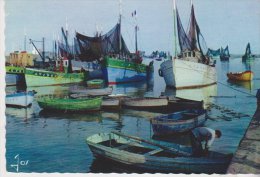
[
  {"x1": 87, "y1": 79, "x2": 104, "y2": 89},
  {"x1": 6, "y1": 90, "x2": 36, "y2": 107},
  {"x1": 37, "y1": 95, "x2": 102, "y2": 112},
  {"x1": 70, "y1": 86, "x2": 113, "y2": 97},
  {"x1": 86, "y1": 131, "x2": 232, "y2": 174},
  {"x1": 101, "y1": 97, "x2": 121, "y2": 110},
  {"x1": 227, "y1": 70, "x2": 253, "y2": 81},
  {"x1": 151, "y1": 109, "x2": 207, "y2": 135},
  {"x1": 121, "y1": 97, "x2": 168, "y2": 111},
  {"x1": 163, "y1": 96, "x2": 204, "y2": 112}
]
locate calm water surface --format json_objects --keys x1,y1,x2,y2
[{"x1": 5, "y1": 58, "x2": 260, "y2": 173}]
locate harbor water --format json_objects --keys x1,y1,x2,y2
[{"x1": 5, "y1": 57, "x2": 260, "y2": 173}]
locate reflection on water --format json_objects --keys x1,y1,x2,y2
[
  {"x1": 227, "y1": 80, "x2": 253, "y2": 91},
  {"x1": 5, "y1": 107, "x2": 35, "y2": 120},
  {"x1": 162, "y1": 84, "x2": 217, "y2": 107},
  {"x1": 111, "y1": 81, "x2": 147, "y2": 97},
  {"x1": 39, "y1": 110, "x2": 103, "y2": 123}
]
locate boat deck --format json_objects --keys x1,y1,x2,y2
[{"x1": 227, "y1": 101, "x2": 260, "y2": 173}]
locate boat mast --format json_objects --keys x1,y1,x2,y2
[
  {"x1": 24, "y1": 27, "x2": 27, "y2": 51},
  {"x1": 133, "y1": 11, "x2": 138, "y2": 54},
  {"x1": 173, "y1": 0, "x2": 177, "y2": 58},
  {"x1": 119, "y1": 0, "x2": 122, "y2": 57}
]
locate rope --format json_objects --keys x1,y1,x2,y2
[{"x1": 216, "y1": 81, "x2": 255, "y2": 97}]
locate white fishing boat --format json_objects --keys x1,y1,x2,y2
[
  {"x1": 6, "y1": 90, "x2": 36, "y2": 107},
  {"x1": 159, "y1": 1, "x2": 216, "y2": 89}
]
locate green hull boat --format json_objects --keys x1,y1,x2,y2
[
  {"x1": 87, "y1": 79, "x2": 104, "y2": 89},
  {"x1": 37, "y1": 96, "x2": 102, "y2": 112}
]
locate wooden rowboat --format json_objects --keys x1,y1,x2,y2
[
  {"x1": 227, "y1": 70, "x2": 253, "y2": 81},
  {"x1": 121, "y1": 97, "x2": 168, "y2": 111},
  {"x1": 151, "y1": 109, "x2": 207, "y2": 135},
  {"x1": 166, "y1": 96, "x2": 204, "y2": 112},
  {"x1": 86, "y1": 131, "x2": 232, "y2": 174},
  {"x1": 87, "y1": 79, "x2": 104, "y2": 89},
  {"x1": 6, "y1": 90, "x2": 36, "y2": 108},
  {"x1": 37, "y1": 95, "x2": 102, "y2": 112},
  {"x1": 70, "y1": 86, "x2": 113, "y2": 97},
  {"x1": 101, "y1": 97, "x2": 121, "y2": 110}
]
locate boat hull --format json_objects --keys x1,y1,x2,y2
[
  {"x1": 102, "y1": 57, "x2": 147, "y2": 85},
  {"x1": 227, "y1": 71, "x2": 253, "y2": 81},
  {"x1": 25, "y1": 68, "x2": 85, "y2": 87},
  {"x1": 86, "y1": 132, "x2": 231, "y2": 174},
  {"x1": 160, "y1": 59, "x2": 217, "y2": 89},
  {"x1": 220, "y1": 55, "x2": 229, "y2": 61},
  {"x1": 121, "y1": 97, "x2": 168, "y2": 111},
  {"x1": 6, "y1": 91, "x2": 35, "y2": 107},
  {"x1": 37, "y1": 96, "x2": 102, "y2": 112}
]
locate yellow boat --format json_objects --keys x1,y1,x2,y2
[{"x1": 227, "y1": 70, "x2": 254, "y2": 81}]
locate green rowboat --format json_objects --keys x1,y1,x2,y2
[
  {"x1": 37, "y1": 96, "x2": 102, "y2": 112},
  {"x1": 87, "y1": 79, "x2": 104, "y2": 89}
]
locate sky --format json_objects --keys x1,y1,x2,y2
[{"x1": 4, "y1": 0, "x2": 260, "y2": 55}]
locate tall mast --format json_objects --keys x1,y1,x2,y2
[
  {"x1": 132, "y1": 10, "x2": 138, "y2": 54},
  {"x1": 119, "y1": 0, "x2": 122, "y2": 56},
  {"x1": 42, "y1": 37, "x2": 45, "y2": 64},
  {"x1": 24, "y1": 27, "x2": 27, "y2": 51},
  {"x1": 173, "y1": 0, "x2": 177, "y2": 58}
]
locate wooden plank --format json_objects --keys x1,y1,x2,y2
[{"x1": 144, "y1": 148, "x2": 163, "y2": 155}]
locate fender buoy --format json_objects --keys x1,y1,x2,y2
[{"x1": 158, "y1": 69, "x2": 163, "y2": 77}]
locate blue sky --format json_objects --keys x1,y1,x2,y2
[{"x1": 4, "y1": 0, "x2": 260, "y2": 55}]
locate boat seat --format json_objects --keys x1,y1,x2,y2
[
  {"x1": 116, "y1": 142, "x2": 136, "y2": 150},
  {"x1": 144, "y1": 148, "x2": 163, "y2": 155}
]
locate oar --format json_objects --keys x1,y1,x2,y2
[{"x1": 111, "y1": 131, "x2": 192, "y2": 157}]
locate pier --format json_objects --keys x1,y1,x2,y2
[{"x1": 227, "y1": 89, "x2": 260, "y2": 173}]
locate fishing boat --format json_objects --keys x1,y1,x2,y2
[
  {"x1": 37, "y1": 95, "x2": 102, "y2": 112},
  {"x1": 87, "y1": 79, "x2": 104, "y2": 89},
  {"x1": 86, "y1": 131, "x2": 232, "y2": 173},
  {"x1": 159, "y1": 1, "x2": 216, "y2": 89},
  {"x1": 6, "y1": 90, "x2": 36, "y2": 107},
  {"x1": 121, "y1": 97, "x2": 168, "y2": 111},
  {"x1": 151, "y1": 109, "x2": 207, "y2": 135},
  {"x1": 227, "y1": 70, "x2": 254, "y2": 81},
  {"x1": 69, "y1": 86, "x2": 113, "y2": 97},
  {"x1": 242, "y1": 43, "x2": 255, "y2": 61},
  {"x1": 25, "y1": 68, "x2": 86, "y2": 87},
  {"x1": 220, "y1": 46, "x2": 230, "y2": 61},
  {"x1": 76, "y1": 2, "x2": 153, "y2": 85},
  {"x1": 207, "y1": 48, "x2": 220, "y2": 58}
]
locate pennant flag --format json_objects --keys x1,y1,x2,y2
[{"x1": 131, "y1": 10, "x2": 137, "y2": 17}]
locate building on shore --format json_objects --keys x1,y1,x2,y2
[{"x1": 7, "y1": 51, "x2": 35, "y2": 67}]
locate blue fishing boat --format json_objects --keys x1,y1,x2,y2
[
  {"x1": 6, "y1": 90, "x2": 36, "y2": 107},
  {"x1": 75, "y1": 2, "x2": 153, "y2": 85},
  {"x1": 151, "y1": 109, "x2": 207, "y2": 135},
  {"x1": 220, "y1": 46, "x2": 230, "y2": 61},
  {"x1": 242, "y1": 43, "x2": 255, "y2": 61},
  {"x1": 86, "y1": 131, "x2": 232, "y2": 174}
]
